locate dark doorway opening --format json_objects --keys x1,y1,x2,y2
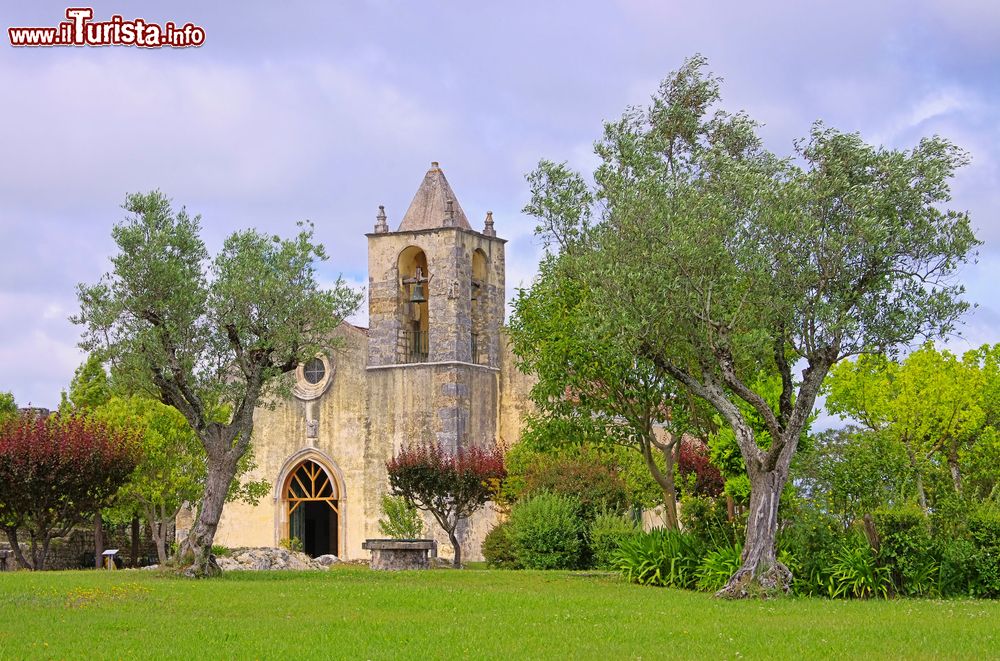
[{"x1": 301, "y1": 501, "x2": 337, "y2": 557}]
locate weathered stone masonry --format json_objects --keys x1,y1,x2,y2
[{"x1": 200, "y1": 163, "x2": 533, "y2": 562}]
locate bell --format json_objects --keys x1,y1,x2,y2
[{"x1": 410, "y1": 281, "x2": 427, "y2": 303}]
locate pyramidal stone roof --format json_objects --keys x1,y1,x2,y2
[{"x1": 397, "y1": 162, "x2": 471, "y2": 231}]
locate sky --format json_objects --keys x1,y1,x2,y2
[{"x1": 1, "y1": 1, "x2": 998, "y2": 412}]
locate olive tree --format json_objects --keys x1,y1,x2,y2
[
  {"x1": 519, "y1": 56, "x2": 979, "y2": 596},
  {"x1": 74, "y1": 191, "x2": 362, "y2": 575}
]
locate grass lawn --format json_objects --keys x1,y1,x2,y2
[{"x1": 0, "y1": 566, "x2": 998, "y2": 659}]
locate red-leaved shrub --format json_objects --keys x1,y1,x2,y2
[
  {"x1": 387, "y1": 443, "x2": 505, "y2": 566},
  {"x1": 0, "y1": 412, "x2": 139, "y2": 569}
]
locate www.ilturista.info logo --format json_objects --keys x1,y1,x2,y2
[{"x1": 8, "y1": 8, "x2": 205, "y2": 48}]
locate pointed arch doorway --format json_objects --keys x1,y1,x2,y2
[{"x1": 283, "y1": 459, "x2": 340, "y2": 557}]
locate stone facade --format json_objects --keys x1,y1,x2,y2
[{"x1": 200, "y1": 164, "x2": 534, "y2": 562}]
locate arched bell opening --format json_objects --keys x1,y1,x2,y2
[
  {"x1": 398, "y1": 245, "x2": 430, "y2": 363},
  {"x1": 471, "y1": 248, "x2": 489, "y2": 365}
]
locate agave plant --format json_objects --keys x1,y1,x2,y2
[
  {"x1": 696, "y1": 544, "x2": 743, "y2": 592},
  {"x1": 612, "y1": 528, "x2": 701, "y2": 588},
  {"x1": 828, "y1": 542, "x2": 893, "y2": 599}
]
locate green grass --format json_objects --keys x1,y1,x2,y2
[{"x1": 0, "y1": 566, "x2": 998, "y2": 659}]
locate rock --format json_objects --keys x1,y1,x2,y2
[
  {"x1": 314, "y1": 554, "x2": 340, "y2": 567},
  {"x1": 207, "y1": 547, "x2": 331, "y2": 572}
]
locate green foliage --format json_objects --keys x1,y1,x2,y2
[
  {"x1": 797, "y1": 428, "x2": 914, "y2": 523},
  {"x1": 377, "y1": 495, "x2": 424, "y2": 539},
  {"x1": 210, "y1": 545, "x2": 231, "y2": 557},
  {"x1": 828, "y1": 540, "x2": 893, "y2": 599},
  {"x1": 501, "y1": 441, "x2": 661, "y2": 513},
  {"x1": 0, "y1": 392, "x2": 16, "y2": 425},
  {"x1": 612, "y1": 528, "x2": 701, "y2": 589},
  {"x1": 722, "y1": 474, "x2": 751, "y2": 506},
  {"x1": 825, "y1": 344, "x2": 1000, "y2": 509},
  {"x1": 279, "y1": 537, "x2": 303, "y2": 553},
  {"x1": 936, "y1": 537, "x2": 982, "y2": 598},
  {"x1": 94, "y1": 396, "x2": 204, "y2": 511},
  {"x1": 589, "y1": 510, "x2": 641, "y2": 570},
  {"x1": 59, "y1": 354, "x2": 112, "y2": 413},
  {"x1": 777, "y1": 504, "x2": 842, "y2": 597},
  {"x1": 696, "y1": 544, "x2": 743, "y2": 592},
  {"x1": 508, "y1": 492, "x2": 586, "y2": 570},
  {"x1": 968, "y1": 506, "x2": 1000, "y2": 597},
  {"x1": 481, "y1": 520, "x2": 521, "y2": 569},
  {"x1": 679, "y1": 495, "x2": 741, "y2": 548},
  {"x1": 873, "y1": 506, "x2": 935, "y2": 596},
  {"x1": 518, "y1": 452, "x2": 631, "y2": 521}
]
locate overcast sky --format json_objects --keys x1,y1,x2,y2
[{"x1": 1, "y1": 1, "x2": 998, "y2": 410}]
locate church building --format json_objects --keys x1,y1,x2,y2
[{"x1": 194, "y1": 163, "x2": 534, "y2": 561}]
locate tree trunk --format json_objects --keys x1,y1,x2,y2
[
  {"x1": 5, "y1": 529, "x2": 32, "y2": 570},
  {"x1": 178, "y1": 451, "x2": 238, "y2": 576},
  {"x1": 947, "y1": 449, "x2": 962, "y2": 495},
  {"x1": 639, "y1": 432, "x2": 680, "y2": 530},
  {"x1": 905, "y1": 447, "x2": 928, "y2": 511},
  {"x1": 448, "y1": 528, "x2": 462, "y2": 568},
  {"x1": 94, "y1": 511, "x2": 104, "y2": 569},
  {"x1": 661, "y1": 444, "x2": 679, "y2": 529},
  {"x1": 155, "y1": 526, "x2": 168, "y2": 566},
  {"x1": 131, "y1": 516, "x2": 140, "y2": 568},
  {"x1": 716, "y1": 466, "x2": 792, "y2": 599}
]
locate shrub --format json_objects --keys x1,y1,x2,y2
[
  {"x1": 828, "y1": 539, "x2": 892, "y2": 599},
  {"x1": 936, "y1": 537, "x2": 980, "y2": 598},
  {"x1": 482, "y1": 520, "x2": 521, "y2": 569},
  {"x1": 521, "y1": 455, "x2": 630, "y2": 521},
  {"x1": 777, "y1": 505, "x2": 841, "y2": 597},
  {"x1": 0, "y1": 412, "x2": 139, "y2": 570},
  {"x1": 873, "y1": 505, "x2": 935, "y2": 596},
  {"x1": 612, "y1": 528, "x2": 701, "y2": 588},
  {"x1": 387, "y1": 443, "x2": 505, "y2": 567},
  {"x1": 377, "y1": 495, "x2": 425, "y2": 539},
  {"x1": 508, "y1": 492, "x2": 586, "y2": 570},
  {"x1": 968, "y1": 506, "x2": 1000, "y2": 597},
  {"x1": 279, "y1": 537, "x2": 303, "y2": 553},
  {"x1": 696, "y1": 544, "x2": 743, "y2": 592},
  {"x1": 589, "y1": 511, "x2": 641, "y2": 569},
  {"x1": 677, "y1": 440, "x2": 724, "y2": 497},
  {"x1": 679, "y1": 495, "x2": 740, "y2": 548}
]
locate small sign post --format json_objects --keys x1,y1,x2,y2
[{"x1": 102, "y1": 549, "x2": 119, "y2": 570}]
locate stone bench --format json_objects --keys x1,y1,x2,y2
[{"x1": 361, "y1": 539, "x2": 437, "y2": 570}]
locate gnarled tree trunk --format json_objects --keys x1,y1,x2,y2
[
  {"x1": 178, "y1": 446, "x2": 240, "y2": 577},
  {"x1": 715, "y1": 464, "x2": 792, "y2": 598}
]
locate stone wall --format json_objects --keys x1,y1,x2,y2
[{"x1": 2, "y1": 520, "x2": 165, "y2": 570}]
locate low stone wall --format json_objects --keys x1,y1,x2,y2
[{"x1": 1, "y1": 521, "x2": 167, "y2": 570}]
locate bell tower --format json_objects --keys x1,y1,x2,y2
[{"x1": 365, "y1": 162, "x2": 506, "y2": 453}]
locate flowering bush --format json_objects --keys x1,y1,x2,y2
[
  {"x1": 386, "y1": 443, "x2": 505, "y2": 566},
  {"x1": 0, "y1": 411, "x2": 139, "y2": 569},
  {"x1": 677, "y1": 440, "x2": 724, "y2": 497}
]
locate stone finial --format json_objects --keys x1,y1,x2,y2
[
  {"x1": 430, "y1": 161, "x2": 440, "y2": 169},
  {"x1": 375, "y1": 204, "x2": 388, "y2": 233},
  {"x1": 483, "y1": 210, "x2": 496, "y2": 237},
  {"x1": 444, "y1": 198, "x2": 455, "y2": 227}
]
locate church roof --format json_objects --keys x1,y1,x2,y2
[{"x1": 397, "y1": 162, "x2": 472, "y2": 231}]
